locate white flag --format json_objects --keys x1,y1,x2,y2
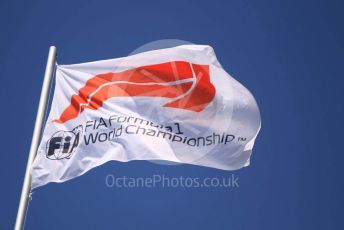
[{"x1": 31, "y1": 45, "x2": 261, "y2": 189}]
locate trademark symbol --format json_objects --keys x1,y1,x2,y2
[{"x1": 238, "y1": 137, "x2": 247, "y2": 142}]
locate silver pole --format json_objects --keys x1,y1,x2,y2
[{"x1": 15, "y1": 46, "x2": 57, "y2": 230}]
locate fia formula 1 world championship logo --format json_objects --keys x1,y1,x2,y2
[
  {"x1": 52, "y1": 61, "x2": 215, "y2": 124},
  {"x1": 45, "y1": 126, "x2": 83, "y2": 160}
]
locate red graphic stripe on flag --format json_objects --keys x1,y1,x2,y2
[{"x1": 53, "y1": 61, "x2": 215, "y2": 123}]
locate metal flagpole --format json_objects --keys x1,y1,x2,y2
[{"x1": 15, "y1": 46, "x2": 57, "y2": 230}]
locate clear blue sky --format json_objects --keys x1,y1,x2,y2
[{"x1": 1, "y1": 0, "x2": 343, "y2": 229}]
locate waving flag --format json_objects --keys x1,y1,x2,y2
[{"x1": 31, "y1": 45, "x2": 261, "y2": 189}]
